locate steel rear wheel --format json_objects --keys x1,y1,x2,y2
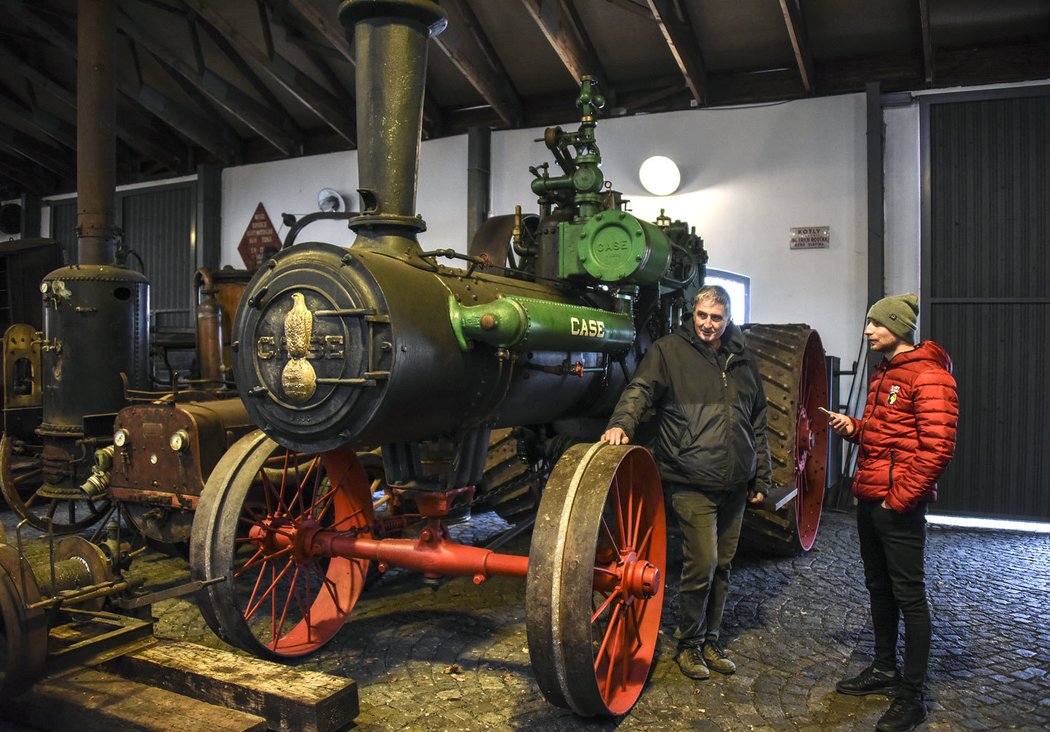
[
  {"x1": 526, "y1": 442, "x2": 666, "y2": 717},
  {"x1": 190, "y1": 429, "x2": 372, "y2": 659},
  {"x1": 0, "y1": 433, "x2": 112, "y2": 535},
  {"x1": 741, "y1": 324, "x2": 829, "y2": 554}
]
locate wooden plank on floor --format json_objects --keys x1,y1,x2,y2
[
  {"x1": 2, "y1": 668, "x2": 267, "y2": 732},
  {"x1": 102, "y1": 639, "x2": 359, "y2": 732}
]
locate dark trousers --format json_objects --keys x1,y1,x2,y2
[
  {"x1": 667, "y1": 482, "x2": 748, "y2": 649},
  {"x1": 856, "y1": 499, "x2": 931, "y2": 697}
]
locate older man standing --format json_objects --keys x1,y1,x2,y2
[
  {"x1": 826, "y1": 293, "x2": 958, "y2": 732},
  {"x1": 601, "y1": 284, "x2": 770, "y2": 681}
]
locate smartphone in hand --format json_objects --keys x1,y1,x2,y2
[{"x1": 817, "y1": 407, "x2": 833, "y2": 416}]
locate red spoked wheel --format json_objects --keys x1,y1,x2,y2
[
  {"x1": 190, "y1": 430, "x2": 372, "y2": 659},
  {"x1": 526, "y1": 442, "x2": 666, "y2": 717}
]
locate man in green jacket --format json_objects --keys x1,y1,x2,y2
[{"x1": 601, "y1": 284, "x2": 771, "y2": 680}]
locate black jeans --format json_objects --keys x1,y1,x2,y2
[
  {"x1": 667, "y1": 482, "x2": 748, "y2": 649},
  {"x1": 856, "y1": 499, "x2": 930, "y2": 697}
]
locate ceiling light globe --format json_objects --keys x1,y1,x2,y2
[{"x1": 638, "y1": 155, "x2": 681, "y2": 196}]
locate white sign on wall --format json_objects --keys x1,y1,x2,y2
[{"x1": 790, "y1": 226, "x2": 830, "y2": 250}]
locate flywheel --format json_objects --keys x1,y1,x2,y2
[{"x1": 740, "y1": 324, "x2": 829, "y2": 555}]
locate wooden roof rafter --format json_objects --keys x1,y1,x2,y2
[
  {"x1": 181, "y1": 0, "x2": 357, "y2": 146},
  {"x1": 434, "y1": 0, "x2": 523, "y2": 127},
  {"x1": 521, "y1": 0, "x2": 611, "y2": 94},
  {"x1": 119, "y1": 3, "x2": 303, "y2": 156},
  {"x1": 645, "y1": 0, "x2": 709, "y2": 105},
  {"x1": 779, "y1": 0, "x2": 815, "y2": 93}
]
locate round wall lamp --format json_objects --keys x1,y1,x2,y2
[
  {"x1": 317, "y1": 188, "x2": 348, "y2": 212},
  {"x1": 638, "y1": 155, "x2": 681, "y2": 196}
]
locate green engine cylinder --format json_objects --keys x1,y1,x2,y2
[{"x1": 559, "y1": 210, "x2": 672, "y2": 285}]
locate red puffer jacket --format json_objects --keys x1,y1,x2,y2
[{"x1": 845, "y1": 341, "x2": 958, "y2": 512}]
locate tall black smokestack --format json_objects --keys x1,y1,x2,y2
[
  {"x1": 76, "y1": 0, "x2": 119, "y2": 266},
  {"x1": 338, "y1": 0, "x2": 447, "y2": 241}
]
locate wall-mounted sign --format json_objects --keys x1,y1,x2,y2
[
  {"x1": 789, "y1": 226, "x2": 830, "y2": 250},
  {"x1": 238, "y1": 202, "x2": 281, "y2": 270}
]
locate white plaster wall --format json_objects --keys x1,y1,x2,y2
[
  {"x1": 220, "y1": 134, "x2": 468, "y2": 264},
  {"x1": 493, "y1": 94, "x2": 869, "y2": 367}
]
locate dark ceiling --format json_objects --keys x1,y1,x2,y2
[{"x1": 0, "y1": 0, "x2": 1048, "y2": 199}]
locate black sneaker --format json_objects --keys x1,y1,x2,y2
[
  {"x1": 876, "y1": 693, "x2": 927, "y2": 732},
  {"x1": 676, "y1": 647, "x2": 710, "y2": 680},
  {"x1": 835, "y1": 665, "x2": 900, "y2": 696},
  {"x1": 702, "y1": 639, "x2": 736, "y2": 674}
]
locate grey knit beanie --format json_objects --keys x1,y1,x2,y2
[{"x1": 866, "y1": 293, "x2": 919, "y2": 343}]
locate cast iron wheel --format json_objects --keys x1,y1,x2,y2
[
  {"x1": 526, "y1": 442, "x2": 666, "y2": 717},
  {"x1": 190, "y1": 429, "x2": 373, "y2": 659},
  {"x1": 0, "y1": 433, "x2": 112, "y2": 535},
  {"x1": 740, "y1": 324, "x2": 829, "y2": 555},
  {"x1": 0, "y1": 544, "x2": 48, "y2": 698}
]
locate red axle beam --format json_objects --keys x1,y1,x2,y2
[{"x1": 250, "y1": 518, "x2": 660, "y2": 598}]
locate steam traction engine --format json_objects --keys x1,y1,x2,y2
[{"x1": 190, "y1": 0, "x2": 828, "y2": 717}]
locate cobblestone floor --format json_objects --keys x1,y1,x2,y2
[{"x1": 2, "y1": 508, "x2": 1048, "y2": 731}]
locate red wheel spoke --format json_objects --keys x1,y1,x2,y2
[
  {"x1": 626, "y1": 601, "x2": 644, "y2": 653},
  {"x1": 599, "y1": 516, "x2": 620, "y2": 553},
  {"x1": 315, "y1": 561, "x2": 342, "y2": 607},
  {"x1": 327, "y1": 506, "x2": 368, "y2": 532},
  {"x1": 237, "y1": 545, "x2": 290, "y2": 575},
  {"x1": 260, "y1": 469, "x2": 276, "y2": 515},
  {"x1": 599, "y1": 604, "x2": 625, "y2": 694},
  {"x1": 241, "y1": 556, "x2": 270, "y2": 619},
  {"x1": 595, "y1": 601, "x2": 623, "y2": 672},
  {"x1": 628, "y1": 492, "x2": 644, "y2": 549},
  {"x1": 272, "y1": 564, "x2": 301, "y2": 647},
  {"x1": 591, "y1": 588, "x2": 620, "y2": 624},
  {"x1": 243, "y1": 557, "x2": 294, "y2": 622},
  {"x1": 636, "y1": 525, "x2": 654, "y2": 558}
]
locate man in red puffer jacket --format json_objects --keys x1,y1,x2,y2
[{"x1": 825, "y1": 293, "x2": 958, "y2": 732}]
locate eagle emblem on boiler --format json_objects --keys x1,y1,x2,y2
[{"x1": 281, "y1": 292, "x2": 317, "y2": 402}]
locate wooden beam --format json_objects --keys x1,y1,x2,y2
[
  {"x1": 282, "y1": 0, "x2": 353, "y2": 64},
  {"x1": 0, "y1": 150, "x2": 57, "y2": 195},
  {"x1": 645, "y1": 0, "x2": 708, "y2": 105},
  {"x1": 3, "y1": 668, "x2": 268, "y2": 732},
  {"x1": 0, "y1": 1, "x2": 235, "y2": 165},
  {"x1": 0, "y1": 88, "x2": 75, "y2": 149},
  {"x1": 521, "y1": 0, "x2": 608, "y2": 90},
  {"x1": 779, "y1": 0, "x2": 815, "y2": 93},
  {"x1": 265, "y1": 3, "x2": 355, "y2": 110},
  {"x1": 118, "y1": 7, "x2": 302, "y2": 155},
  {"x1": 601, "y1": 0, "x2": 652, "y2": 19},
  {"x1": 918, "y1": 0, "x2": 934, "y2": 84},
  {"x1": 435, "y1": 0, "x2": 523, "y2": 126},
  {"x1": 279, "y1": 0, "x2": 443, "y2": 138},
  {"x1": 0, "y1": 123, "x2": 75, "y2": 179},
  {"x1": 121, "y1": 53, "x2": 242, "y2": 165},
  {"x1": 181, "y1": 0, "x2": 357, "y2": 146},
  {"x1": 102, "y1": 639, "x2": 359, "y2": 732},
  {"x1": 0, "y1": 47, "x2": 183, "y2": 174}
]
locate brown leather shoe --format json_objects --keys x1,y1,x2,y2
[
  {"x1": 676, "y1": 647, "x2": 710, "y2": 680},
  {"x1": 702, "y1": 639, "x2": 736, "y2": 674}
]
